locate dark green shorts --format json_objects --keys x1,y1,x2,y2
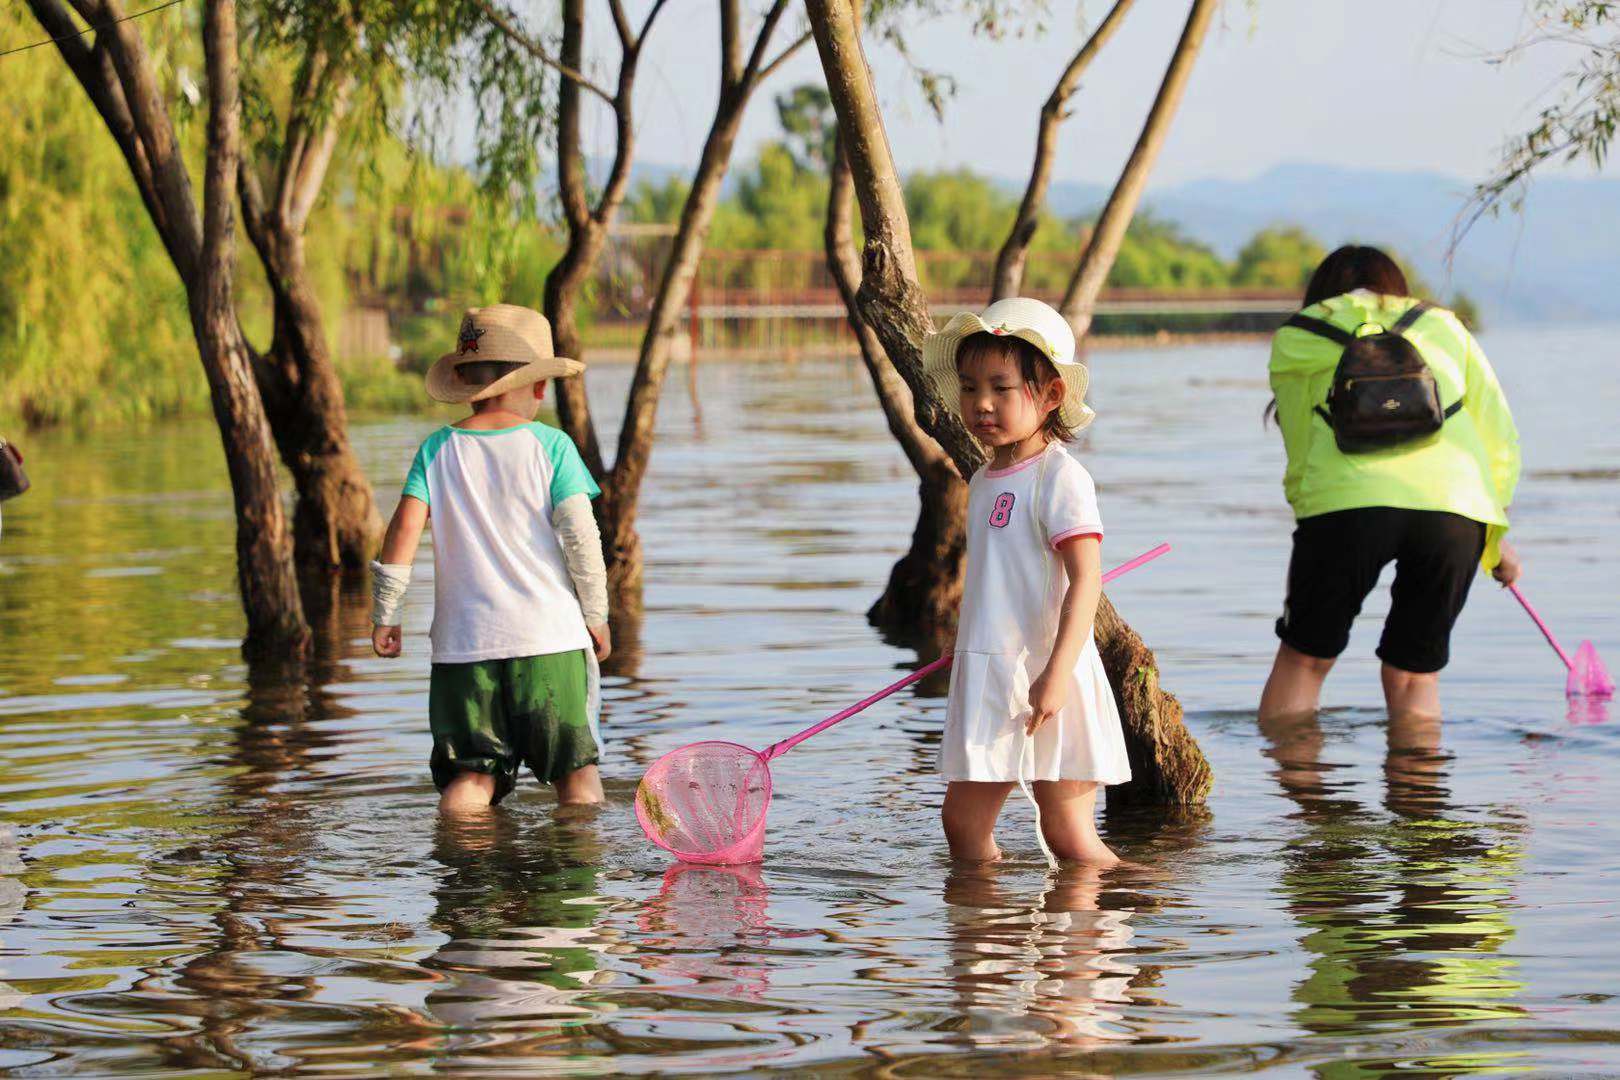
[{"x1": 428, "y1": 649, "x2": 598, "y2": 803}]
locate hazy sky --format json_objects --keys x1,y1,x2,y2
[{"x1": 566, "y1": 0, "x2": 1604, "y2": 189}]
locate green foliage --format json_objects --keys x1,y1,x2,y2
[
  {"x1": 1233, "y1": 226, "x2": 1325, "y2": 290},
  {"x1": 1463, "y1": 1, "x2": 1619, "y2": 239},
  {"x1": 0, "y1": 11, "x2": 200, "y2": 428},
  {"x1": 1103, "y1": 214, "x2": 1229, "y2": 290}
]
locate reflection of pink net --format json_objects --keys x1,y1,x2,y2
[
  {"x1": 635, "y1": 741, "x2": 773, "y2": 865},
  {"x1": 1570, "y1": 640, "x2": 1616, "y2": 699}
]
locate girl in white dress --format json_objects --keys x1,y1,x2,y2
[{"x1": 923, "y1": 297, "x2": 1131, "y2": 866}]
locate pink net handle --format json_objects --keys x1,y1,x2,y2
[
  {"x1": 761, "y1": 542, "x2": 1172, "y2": 762},
  {"x1": 1507, "y1": 583, "x2": 1575, "y2": 670}
]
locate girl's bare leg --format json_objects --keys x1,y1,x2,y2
[
  {"x1": 1033, "y1": 780, "x2": 1118, "y2": 866},
  {"x1": 555, "y1": 764, "x2": 604, "y2": 806},
  {"x1": 942, "y1": 781, "x2": 1015, "y2": 861},
  {"x1": 440, "y1": 771, "x2": 497, "y2": 815},
  {"x1": 1259, "y1": 643, "x2": 1337, "y2": 722}
]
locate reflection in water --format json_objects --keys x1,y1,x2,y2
[
  {"x1": 943, "y1": 863, "x2": 1139, "y2": 1048},
  {"x1": 635, "y1": 863, "x2": 772, "y2": 1003},
  {"x1": 1261, "y1": 710, "x2": 1528, "y2": 1072},
  {"x1": 422, "y1": 813, "x2": 614, "y2": 1059}
]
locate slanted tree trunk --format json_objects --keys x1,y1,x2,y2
[
  {"x1": 991, "y1": 0, "x2": 1137, "y2": 301},
  {"x1": 28, "y1": 0, "x2": 312, "y2": 660},
  {"x1": 596, "y1": 1, "x2": 809, "y2": 602},
  {"x1": 237, "y1": 54, "x2": 382, "y2": 574},
  {"x1": 806, "y1": 0, "x2": 1211, "y2": 807},
  {"x1": 826, "y1": 132, "x2": 965, "y2": 641},
  {"x1": 1059, "y1": 0, "x2": 1218, "y2": 337}
]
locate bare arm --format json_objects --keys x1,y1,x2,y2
[
  {"x1": 1027, "y1": 534, "x2": 1102, "y2": 733},
  {"x1": 379, "y1": 496, "x2": 428, "y2": 565},
  {"x1": 371, "y1": 496, "x2": 428, "y2": 657}
]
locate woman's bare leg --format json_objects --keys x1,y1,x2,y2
[
  {"x1": 942, "y1": 781, "x2": 1015, "y2": 861},
  {"x1": 1259, "y1": 643, "x2": 1337, "y2": 722},
  {"x1": 1381, "y1": 664, "x2": 1441, "y2": 720},
  {"x1": 1033, "y1": 781, "x2": 1119, "y2": 866}
]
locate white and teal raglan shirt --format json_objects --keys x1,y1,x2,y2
[{"x1": 403, "y1": 422, "x2": 601, "y2": 665}]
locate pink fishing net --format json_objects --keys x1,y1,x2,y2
[
  {"x1": 1570, "y1": 640, "x2": 1616, "y2": 699},
  {"x1": 635, "y1": 741, "x2": 773, "y2": 865}
]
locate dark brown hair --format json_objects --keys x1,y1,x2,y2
[
  {"x1": 458, "y1": 361, "x2": 527, "y2": 410},
  {"x1": 1302, "y1": 245, "x2": 1410, "y2": 307},
  {"x1": 1265, "y1": 245, "x2": 1413, "y2": 425},
  {"x1": 955, "y1": 331, "x2": 1075, "y2": 443}
]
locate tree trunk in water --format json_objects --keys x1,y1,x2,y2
[
  {"x1": 232, "y1": 55, "x2": 382, "y2": 576},
  {"x1": 599, "y1": 120, "x2": 735, "y2": 600},
  {"x1": 600, "y1": 3, "x2": 805, "y2": 604},
  {"x1": 1059, "y1": 0, "x2": 1218, "y2": 338},
  {"x1": 195, "y1": 0, "x2": 312, "y2": 661},
  {"x1": 990, "y1": 0, "x2": 1137, "y2": 301},
  {"x1": 249, "y1": 228, "x2": 383, "y2": 573},
  {"x1": 807, "y1": 0, "x2": 1211, "y2": 807},
  {"x1": 826, "y1": 132, "x2": 966, "y2": 641}
]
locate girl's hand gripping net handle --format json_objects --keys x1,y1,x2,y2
[{"x1": 760, "y1": 542, "x2": 1172, "y2": 763}]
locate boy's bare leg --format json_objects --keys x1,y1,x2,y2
[
  {"x1": 555, "y1": 764, "x2": 604, "y2": 806},
  {"x1": 1033, "y1": 781, "x2": 1119, "y2": 866},
  {"x1": 1259, "y1": 644, "x2": 1336, "y2": 722},
  {"x1": 440, "y1": 772, "x2": 497, "y2": 815},
  {"x1": 942, "y1": 781, "x2": 1015, "y2": 862}
]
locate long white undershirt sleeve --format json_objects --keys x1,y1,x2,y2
[{"x1": 552, "y1": 493, "x2": 608, "y2": 626}]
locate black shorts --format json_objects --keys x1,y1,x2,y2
[{"x1": 1275, "y1": 508, "x2": 1486, "y2": 674}]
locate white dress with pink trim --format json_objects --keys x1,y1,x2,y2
[{"x1": 939, "y1": 443, "x2": 1131, "y2": 785}]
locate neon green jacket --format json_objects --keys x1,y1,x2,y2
[{"x1": 1269, "y1": 290, "x2": 1521, "y2": 570}]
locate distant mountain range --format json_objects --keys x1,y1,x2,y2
[{"x1": 1041, "y1": 162, "x2": 1620, "y2": 324}]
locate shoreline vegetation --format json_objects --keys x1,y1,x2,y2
[{"x1": 0, "y1": 13, "x2": 1473, "y2": 433}]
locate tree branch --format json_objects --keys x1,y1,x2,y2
[
  {"x1": 1060, "y1": 0, "x2": 1217, "y2": 337},
  {"x1": 472, "y1": 0, "x2": 614, "y2": 105},
  {"x1": 754, "y1": 28, "x2": 812, "y2": 87},
  {"x1": 740, "y1": 0, "x2": 795, "y2": 87},
  {"x1": 991, "y1": 0, "x2": 1137, "y2": 300}
]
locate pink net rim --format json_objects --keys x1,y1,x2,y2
[{"x1": 634, "y1": 740, "x2": 773, "y2": 866}]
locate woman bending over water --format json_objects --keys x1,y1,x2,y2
[{"x1": 1260, "y1": 246, "x2": 1522, "y2": 721}]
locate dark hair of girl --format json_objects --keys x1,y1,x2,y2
[
  {"x1": 1265, "y1": 245, "x2": 1412, "y2": 425},
  {"x1": 956, "y1": 331, "x2": 1076, "y2": 444}
]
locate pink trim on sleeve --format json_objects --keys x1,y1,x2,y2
[{"x1": 1050, "y1": 525, "x2": 1103, "y2": 550}]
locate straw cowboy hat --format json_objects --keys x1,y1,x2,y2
[
  {"x1": 922, "y1": 296, "x2": 1096, "y2": 434},
  {"x1": 425, "y1": 304, "x2": 584, "y2": 404}
]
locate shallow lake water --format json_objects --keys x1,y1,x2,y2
[{"x1": 1, "y1": 327, "x2": 1617, "y2": 1076}]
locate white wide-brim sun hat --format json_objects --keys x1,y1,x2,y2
[
  {"x1": 425, "y1": 303, "x2": 585, "y2": 404},
  {"x1": 921, "y1": 296, "x2": 1096, "y2": 434}
]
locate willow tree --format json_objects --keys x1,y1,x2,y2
[
  {"x1": 236, "y1": 4, "x2": 389, "y2": 573},
  {"x1": 805, "y1": 0, "x2": 1211, "y2": 807},
  {"x1": 24, "y1": 0, "x2": 311, "y2": 659},
  {"x1": 480, "y1": 0, "x2": 809, "y2": 603}
]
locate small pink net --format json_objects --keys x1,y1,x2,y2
[
  {"x1": 635, "y1": 741, "x2": 773, "y2": 865},
  {"x1": 1570, "y1": 640, "x2": 1616, "y2": 699}
]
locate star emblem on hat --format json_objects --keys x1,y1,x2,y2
[{"x1": 457, "y1": 317, "x2": 485, "y2": 355}]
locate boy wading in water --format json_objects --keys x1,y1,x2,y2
[{"x1": 371, "y1": 304, "x2": 610, "y2": 814}]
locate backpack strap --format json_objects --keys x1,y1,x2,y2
[
  {"x1": 1283, "y1": 313, "x2": 1354, "y2": 346},
  {"x1": 1391, "y1": 300, "x2": 1434, "y2": 335}
]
